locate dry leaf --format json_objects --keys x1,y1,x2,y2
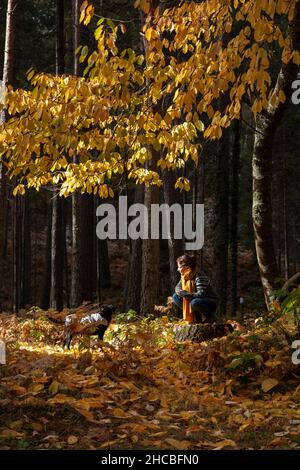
[
  {"x1": 270, "y1": 437, "x2": 287, "y2": 446},
  {"x1": 112, "y1": 408, "x2": 130, "y2": 419},
  {"x1": 42, "y1": 435, "x2": 58, "y2": 441},
  {"x1": 265, "y1": 359, "x2": 282, "y2": 368},
  {"x1": 214, "y1": 439, "x2": 237, "y2": 449},
  {"x1": 261, "y1": 378, "x2": 279, "y2": 392},
  {"x1": 0, "y1": 429, "x2": 24, "y2": 438},
  {"x1": 30, "y1": 422, "x2": 43, "y2": 432},
  {"x1": 180, "y1": 411, "x2": 198, "y2": 420},
  {"x1": 29, "y1": 383, "x2": 45, "y2": 395},
  {"x1": 165, "y1": 438, "x2": 190, "y2": 450},
  {"x1": 49, "y1": 381, "x2": 59, "y2": 395},
  {"x1": 12, "y1": 385, "x2": 27, "y2": 396},
  {"x1": 186, "y1": 425, "x2": 205, "y2": 436},
  {"x1": 142, "y1": 439, "x2": 163, "y2": 448},
  {"x1": 67, "y1": 435, "x2": 78, "y2": 445},
  {"x1": 100, "y1": 440, "x2": 118, "y2": 448},
  {"x1": 273, "y1": 431, "x2": 289, "y2": 437},
  {"x1": 7, "y1": 420, "x2": 22, "y2": 430},
  {"x1": 149, "y1": 431, "x2": 167, "y2": 437}
]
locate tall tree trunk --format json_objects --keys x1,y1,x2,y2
[
  {"x1": 95, "y1": 238, "x2": 111, "y2": 303},
  {"x1": 123, "y1": 185, "x2": 144, "y2": 312},
  {"x1": 11, "y1": 193, "x2": 29, "y2": 312},
  {"x1": 99, "y1": 238, "x2": 110, "y2": 289},
  {"x1": 140, "y1": 165, "x2": 161, "y2": 315},
  {"x1": 0, "y1": 0, "x2": 16, "y2": 263},
  {"x1": 22, "y1": 196, "x2": 31, "y2": 306},
  {"x1": 277, "y1": 182, "x2": 282, "y2": 275},
  {"x1": 32, "y1": 197, "x2": 38, "y2": 306},
  {"x1": 162, "y1": 169, "x2": 183, "y2": 290},
  {"x1": 70, "y1": 185, "x2": 81, "y2": 307},
  {"x1": 80, "y1": 194, "x2": 95, "y2": 301},
  {"x1": 41, "y1": 200, "x2": 52, "y2": 309},
  {"x1": 50, "y1": 0, "x2": 65, "y2": 311},
  {"x1": 140, "y1": 0, "x2": 161, "y2": 315},
  {"x1": 252, "y1": 1, "x2": 300, "y2": 307},
  {"x1": 50, "y1": 194, "x2": 64, "y2": 310},
  {"x1": 11, "y1": 195, "x2": 21, "y2": 312},
  {"x1": 211, "y1": 129, "x2": 230, "y2": 318},
  {"x1": 94, "y1": 197, "x2": 111, "y2": 303},
  {"x1": 1, "y1": 0, "x2": 17, "y2": 311},
  {"x1": 55, "y1": 0, "x2": 65, "y2": 76},
  {"x1": 70, "y1": 0, "x2": 82, "y2": 307},
  {"x1": 197, "y1": 154, "x2": 205, "y2": 270},
  {"x1": 1, "y1": 0, "x2": 16, "y2": 121},
  {"x1": 73, "y1": 0, "x2": 81, "y2": 76},
  {"x1": 62, "y1": 199, "x2": 69, "y2": 307},
  {"x1": 282, "y1": 151, "x2": 289, "y2": 280},
  {"x1": 229, "y1": 120, "x2": 240, "y2": 317}
]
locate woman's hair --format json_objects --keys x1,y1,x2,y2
[{"x1": 176, "y1": 253, "x2": 197, "y2": 270}]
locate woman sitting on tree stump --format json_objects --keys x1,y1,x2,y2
[{"x1": 173, "y1": 254, "x2": 218, "y2": 324}]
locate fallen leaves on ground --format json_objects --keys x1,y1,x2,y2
[{"x1": 0, "y1": 308, "x2": 300, "y2": 450}]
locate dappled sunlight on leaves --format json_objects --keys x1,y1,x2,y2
[{"x1": 0, "y1": 304, "x2": 300, "y2": 450}]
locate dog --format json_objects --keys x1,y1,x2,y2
[{"x1": 62, "y1": 305, "x2": 116, "y2": 349}]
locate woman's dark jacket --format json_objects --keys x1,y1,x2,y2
[{"x1": 175, "y1": 271, "x2": 219, "y2": 303}]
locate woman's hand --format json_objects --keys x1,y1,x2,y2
[{"x1": 179, "y1": 290, "x2": 193, "y2": 299}]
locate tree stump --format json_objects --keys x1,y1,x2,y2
[{"x1": 173, "y1": 322, "x2": 234, "y2": 343}]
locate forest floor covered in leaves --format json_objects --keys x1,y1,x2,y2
[{"x1": 1, "y1": 307, "x2": 300, "y2": 451}]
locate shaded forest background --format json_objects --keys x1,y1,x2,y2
[{"x1": 0, "y1": 0, "x2": 299, "y2": 318}]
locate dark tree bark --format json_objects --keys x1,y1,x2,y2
[
  {"x1": 1, "y1": 0, "x2": 18, "y2": 311},
  {"x1": 1, "y1": 0, "x2": 16, "y2": 102},
  {"x1": 70, "y1": 0, "x2": 95, "y2": 307},
  {"x1": 70, "y1": 0, "x2": 82, "y2": 307},
  {"x1": 72, "y1": 0, "x2": 81, "y2": 76},
  {"x1": 140, "y1": 166, "x2": 161, "y2": 315},
  {"x1": 94, "y1": 197, "x2": 111, "y2": 304},
  {"x1": 282, "y1": 151, "x2": 290, "y2": 280},
  {"x1": 11, "y1": 192, "x2": 30, "y2": 312},
  {"x1": 123, "y1": 185, "x2": 144, "y2": 312},
  {"x1": 2, "y1": 201, "x2": 9, "y2": 260},
  {"x1": 99, "y1": 238, "x2": 111, "y2": 289},
  {"x1": 50, "y1": 0, "x2": 65, "y2": 311},
  {"x1": 80, "y1": 194, "x2": 95, "y2": 301},
  {"x1": 252, "y1": 2, "x2": 300, "y2": 307},
  {"x1": 11, "y1": 191, "x2": 29, "y2": 313},
  {"x1": 32, "y1": 197, "x2": 38, "y2": 306},
  {"x1": 11, "y1": 195, "x2": 21, "y2": 312},
  {"x1": 197, "y1": 154, "x2": 205, "y2": 270},
  {"x1": 41, "y1": 199, "x2": 52, "y2": 310},
  {"x1": 62, "y1": 200, "x2": 69, "y2": 307},
  {"x1": 140, "y1": 0, "x2": 161, "y2": 315},
  {"x1": 70, "y1": 188, "x2": 81, "y2": 307},
  {"x1": 55, "y1": 0, "x2": 65, "y2": 76},
  {"x1": 277, "y1": 179, "x2": 282, "y2": 275},
  {"x1": 211, "y1": 129, "x2": 230, "y2": 318},
  {"x1": 162, "y1": 169, "x2": 183, "y2": 290},
  {"x1": 22, "y1": 196, "x2": 31, "y2": 306},
  {"x1": 229, "y1": 120, "x2": 241, "y2": 317},
  {"x1": 50, "y1": 194, "x2": 64, "y2": 310}
]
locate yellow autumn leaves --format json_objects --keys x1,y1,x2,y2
[
  {"x1": 0, "y1": 0, "x2": 299, "y2": 197},
  {"x1": 1, "y1": 307, "x2": 300, "y2": 450}
]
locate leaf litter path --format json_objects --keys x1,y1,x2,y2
[{"x1": 1, "y1": 313, "x2": 300, "y2": 450}]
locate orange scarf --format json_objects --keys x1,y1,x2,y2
[{"x1": 181, "y1": 269, "x2": 196, "y2": 323}]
